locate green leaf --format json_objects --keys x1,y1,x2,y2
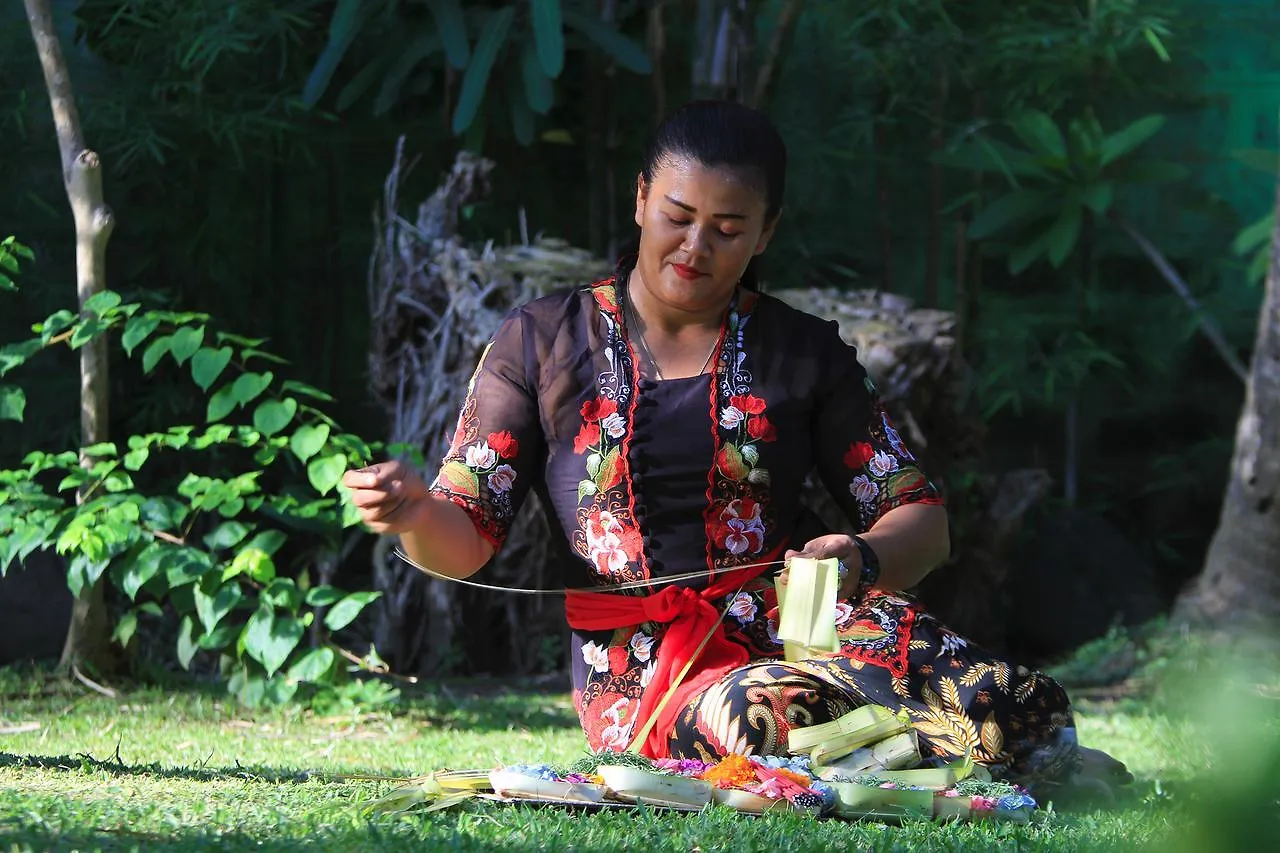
[
  {"x1": 374, "y1": 32, "x2": 441, "y2": 116},
  {"x1": 225, "y1": 546, "x2": 276, "y2": 584},
  {"x1": 426, "y1": 0, "x2": 470, "y2": 69},
  {"x1": 263, "y1": 577, "x2": 305, "y2": 613},
  {"x1": 0, "y1": 340, "x2": 40, "y2": 377},
  {"x1": 452, "y1": 6, "x2": 515, "y2": 135},
  {"x1": 1078, "y1": 182, "x2": 1114, "y2": 215},
  {"x1": 191, "y1": 347, "x2": 233, "y2": 392},
  {"x1": 289, "y1": 423, "x2": 330, "y2": 463},
  {"x1": 521, "y1": 40, "x2": 553, "y2": 114},
  {"x1": 305, "y1": 585, "x2": 344, "y2": 607},
  {"x1": 324, "y1": 591, "x2": 381, "y2": 631},
  {"x1": 66, "y1": 554, "x2": 109, "y2": 598},
  {"x1": 122, "y1": 542, "x2": 166, "y2": 599},
  {"x1": 231, "y1": 371, "x2": 273, "y2": 408},
  {"x1": 288, "y1": 647, "x2": 336, "y2": 683},
  {"x1": 1143, "y1": 26, "x2": 1171, "y2": 62},
  {"x1": 1233, "y1": 213, "x2": 1274, "y2": 256},
  {"x1": 280, "y1": 380, "x2": 335, "y2": 403},
  {"x1": 197, "y1": 621, "x2": 239, "y2": 651},
  {"x1": 966, "y1": 190, "x2": 1055, "y2": 240},
  {"x1": 1100, "y1": 115, "x2": 1166, "y2": 166},
  {"x1": 531, "y1": 0, "x2": 565, "y2": 78},
  {"x1": 563, "y1": 9, "x2": 651, "y2": 74},
  {"x1": 123, "y1": 447, "x2": 149, "y2": 470},
  {"x1": 142, "y1": 335, "x2": 173, "y2": 374},
  {"x1": 585, "y1": 452, "x2": 603, "y2": 479},
  {"x1": 1008, "y1": 110, "x2": 1065, "y2": 160},
  {"x1": 113, "y1": 610, "x2": 138, "y2": 648},
  {"x1": 84, "y1": 291, "x2": 122, "y2": 316},
  {"x1": 38, "y1": 309, "x2": 76, "y2": 342},
  {"x1": 168, "y1": 326, "x2": 205, "y2": 366},
  {"x1": 302, "y1": 0, "x2": 369, "y2": 107},
  {"x1": 1233, "y1": 148, "x2": 1280, "y2": 175},
  {"x1": 244, "y1": 606, "x2": 304, "y2": 677},
  {"x1": 1247, "y1": 243, "x2": 1270, "y2": 285},
  {"x1": 244, "y1": 529, "x2": 288, "y2": 557},
  {"x1": 204, "y1": 520, "x2": 250, "y2": 551},
  {"x1": 0, "y1": 386, "x2": 25, "y2": 422},
  {"x1": 1008, "y1": 230, "x2": 1054, "y2": 275},
  {"x1": 69, "y1": 317, "x2": 102, "y2": 350},
  {"x1": 308, "y1": 453, "x2": 348, "y2": 496},
  {"x1": 194, "y1": 573, "x2": 244, "y2": 634},
  {"x1": 253, "y1": 398, "x2": 297, "y2": 438},
  {"x1": 177, "y1": 614, "x2": 200, "y2": 669},
  {"x1": 1044, "y1": 205, "x2": 1083, "y2": 268},
  {"x1": 206, "y1": 384, "x2": 237, "y2": 423}
]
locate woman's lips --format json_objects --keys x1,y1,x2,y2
[{"x1": 671, "y1": 263, "x2": 705, "y2": 281}]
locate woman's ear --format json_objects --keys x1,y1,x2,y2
[
  {"x1": 633, "y1": 173, "x2": 648, "y2": 228},
  {"x1": 754, "y1": 210, "x2": 782, "y2": 255}
]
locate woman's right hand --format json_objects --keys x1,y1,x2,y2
[{"x1": 342, "y1": 460, "x2": 431, "y2": 535}]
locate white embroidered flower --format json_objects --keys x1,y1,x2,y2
[
  {"x1": 640, "y1": 661, "x2": 656, "y2": 688},
  {"x1": 746, "y1": 467, "x2": 770, "y2": 485},
  {"x1": 727, "y1": 592, "x2": 758, "y2": 624},
  {"x1": 884, "y1": 418, "x2": 913, "y2": 460},
  {"x1": 766, "y1": 618, "x2": 780, "y2": 645},
  {"x1": 464, "y1": 441, "x2": 497, "y2": 470},
  {"x1": 741, "y1": 444, "x2": 760, "y2": 465},
  {"x1": 850, "y1": 474, "x2": 879, "y2": 505},
  {"x1": 487, "y1": 464, "x2": 517, "y2": 493},
  {"x1": 940, "y1": 631, "x2": 968, "y2": 657},
  {"x1": 719, "y1": 406, "x2": 745, "y2": 429},
  {"x1": 601, "y1": 412, "x2": 626, "y2": 440},
  {"x1": 581, "y1": 640, "x2": 610, "y2": 673},
  {"x1": 600, "y1": 697, "x2": 636, "y2": 750},
  {"x1": 629, "y1": 631, "x2": 655, "y2": 663},
  {"x1": 834, "y1": 601, "x2": 855, "y2": 629},
  {"x1": 868, "y1": 450, "x2": 899, "y2": 478}
]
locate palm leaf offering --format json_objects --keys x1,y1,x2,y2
[{"x1": 364, "y1": 706, "x2": 1037, "y2": 824}]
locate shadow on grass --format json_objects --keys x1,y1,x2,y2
[{"x1": 0, "y1": 750, "x2": 356, "y2": 786}]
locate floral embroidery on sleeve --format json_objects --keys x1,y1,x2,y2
[{"x1": 841, "y1": 393, "x2": 940, "y2": 529}]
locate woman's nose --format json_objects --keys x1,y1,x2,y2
[{"x1": 682, "y1": 224, "x2": 711, "y2": 256}]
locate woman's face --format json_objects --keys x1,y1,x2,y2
[{"x1": 632, "y1": 155, "x2": 776, "y2": 317}]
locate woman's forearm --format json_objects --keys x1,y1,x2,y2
[
  {"x1": 855, "y1": 502, "x2": 950, "y2": 593},
  {"x1": 398, "y1": 494, "x2": 495, "y2": 579}
]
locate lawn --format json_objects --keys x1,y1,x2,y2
[{"x1": 0, "y1": 654, "x2": 1271, "y2": 853}]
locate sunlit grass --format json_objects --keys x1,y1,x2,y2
[{"x1": 0, "y1": 646, "x2": 1273, "y2": 852}]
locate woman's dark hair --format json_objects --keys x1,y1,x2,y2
[
  {"x1": 623, "y1": 100, "x2": 788, "y2": 290},
  {"x1": 641, "y1": 99, "x2": 788, "y2": 221}
]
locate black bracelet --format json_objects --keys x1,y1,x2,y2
[{"x1": 851, "y1": 535, "x2": 881, "y2": 597}]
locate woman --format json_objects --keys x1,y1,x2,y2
[{"x1": 344, "y1": 100, "x2": 1126, "y2": 795}]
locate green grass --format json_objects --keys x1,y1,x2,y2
[{"x1": 0, "y1": 661, "x2": 1270, "y2": 853}]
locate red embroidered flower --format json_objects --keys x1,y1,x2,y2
[
  {"x1": 607, "y1": 644, "x2": 630, "y2": 676},
  {"x1": 574, "y1": 422, "x2": 601, "y2": 455},
  {"x1": 585, "y1": 509, "x2": 643, "y2": 575},
  {"x1": 729, "y1": 394, "x2": 767, "y2": 415},
  {"x1": 844, "y1": 441, "x2": 874, "y2": 469},
  {"x1": 487, "y1": 430, "x2": 519, "y2": 459},
  {"x1": 580, "y1": 398, "x2": 619, "y2": 423},
  {"x1": 714, "y1": 498, "x2": 766, "y2": 555},
  {"x1": 746, "y1": 415, "x2": 776, "y2": 442}
]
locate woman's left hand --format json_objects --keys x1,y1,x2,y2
[{"x1": 780, "y1": 534, "x2": 860, "y2": 591}]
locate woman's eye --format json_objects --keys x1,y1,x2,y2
[
  {"x1": 719, "y1": 230, "x2": 741, "y2": 239},
  {"x1": 665, "y1": 215, "x2": 690, "y2": 226}
]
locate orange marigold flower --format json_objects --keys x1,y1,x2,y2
[{"x1": 699, "y1": 753, "x2": 758, "y2": 789}]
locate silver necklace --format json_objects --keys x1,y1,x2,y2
[{"x1": 624, "y1": 286, "x2": 720, "y2": 381}]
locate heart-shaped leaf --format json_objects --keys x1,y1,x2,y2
[
  {"x1": 253, "y1": 398, "x2": 297, "y2": 437},
  {"x1": 307, "y1": 453, "x2": 348, "y2": 495},
  {"x1": 206, "y1": 385, "x2": 238, "y2": 423},
  {"x1": 231, "y1": 371, "x2": 273, "y2": 407},
  {"x1": 324, "y1": 591, "x2": 381, "y2": 631},
  {"x1": 191, "y1": 347, "x2": 233, "y2": 392},
  {"x1": 169, "y1": 326, "x2": 205, "y2": 366},
  {"x1": 289, "y1": 423, "x2": 330, "y2": 463},
  {"x1": 194, "y1": 573, "x2": 244, "y2": 634},
  {"x1": 243, "y1": 606, "x2": 304, "y2": 676},
  {"x1": 287, "y1": 647, "x2": 336, "y2": 683}
]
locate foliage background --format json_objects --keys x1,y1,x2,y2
[{"x1": 2, "y1": 0, "x2": 1278, "y2": 677}]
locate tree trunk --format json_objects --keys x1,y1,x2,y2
[
  {"x1": 647, "y1": 1, "x2": 666, "y2": 125},
  {"x1": 1176, "y1": 176, "x2": 1280, "y2": 626},
  {"x1": 24, "y1": 0, "x2": 117, "y2": 675},
  {"x1": 747, "y1": 0, "x2": 803, "y2": 110}
]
